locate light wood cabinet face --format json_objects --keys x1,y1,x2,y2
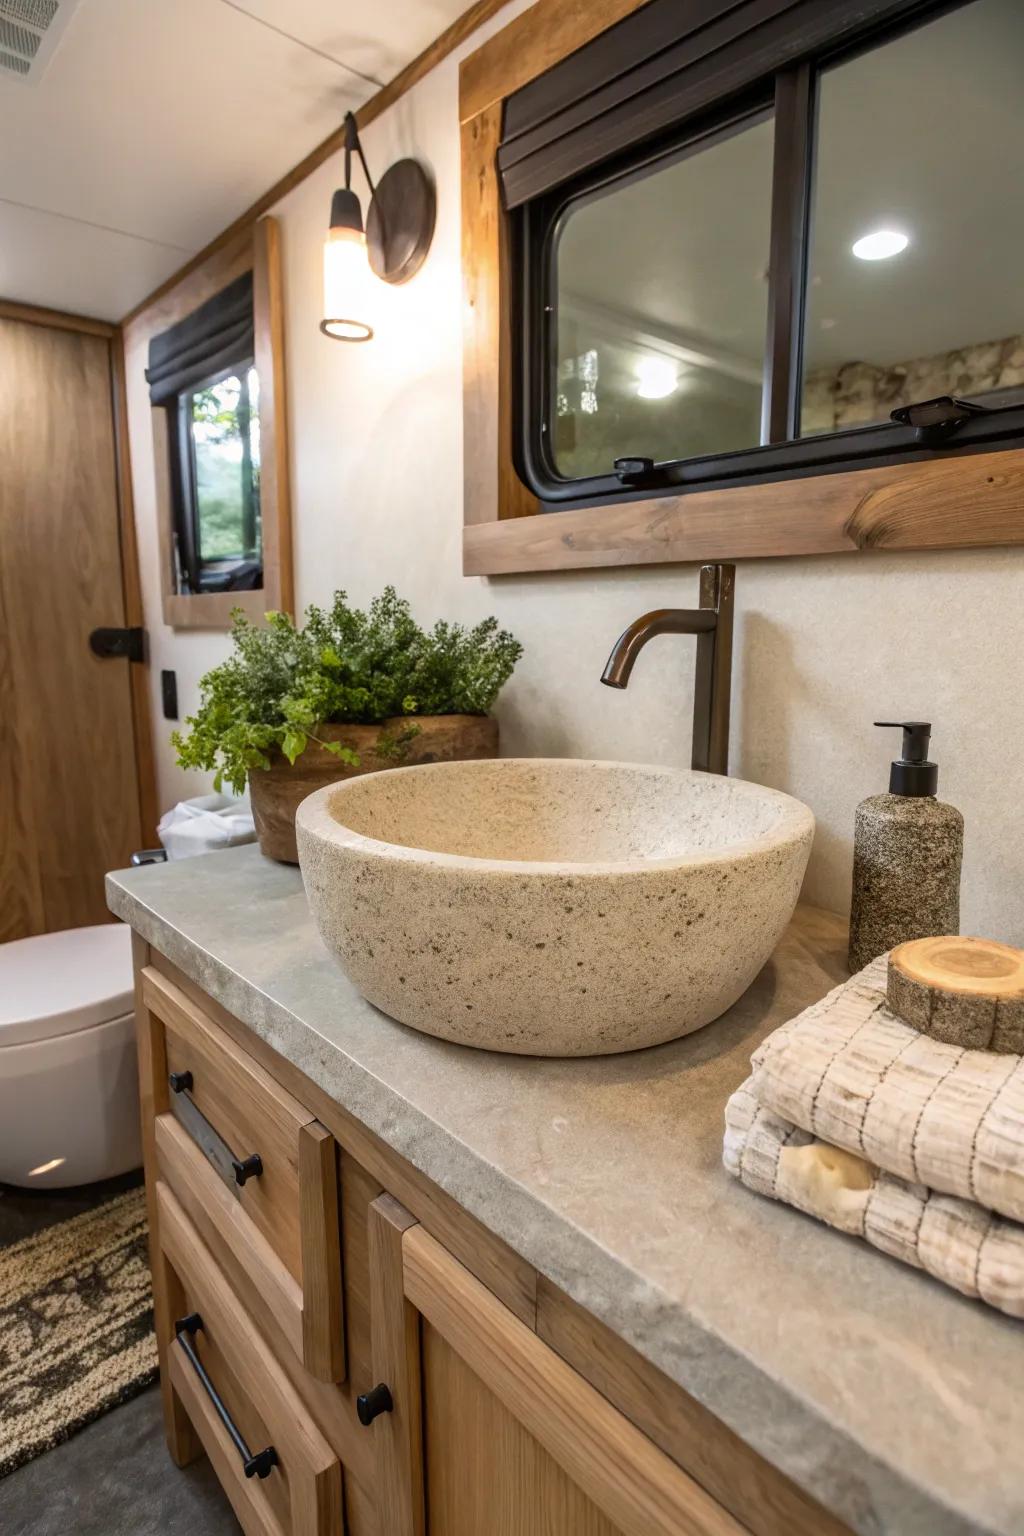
[
  {"x1": 142, "y1": 965, "x2": 345, "y2": 1385},
  {"x1": 422, "y1": 1322, "x2": 626, "y2": 1536},
  {"x1": 159, "y1": 1181, "x2": 342, "y2": 1536},
  {"x1": 363, "y1": 1209, "x2": 745, "y2": 1536},
  {"x1": 133, "y1": 945, "x2": 846, "y2": 1536}
]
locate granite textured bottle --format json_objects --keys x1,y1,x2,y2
[{"x1": 848, "y1": 721, "x2": 963, "y2": 973}]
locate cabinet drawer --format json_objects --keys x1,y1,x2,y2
[
  {"x1": 142, "y1": 966, "x2": 344, "y2": 1382},
  {"x1": 159, "y1": 1181, "x2": 342, "y2": 1536}
]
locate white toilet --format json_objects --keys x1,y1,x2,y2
[{"x1": 0, "y1": 923, "x2": 141, "y2": 1188}]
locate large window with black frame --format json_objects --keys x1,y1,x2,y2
[
  {"x1": 146, "y1": 271, "x2": 262, "y2": 594},
  {"x1": 506, "y1": 0, "x2": 1024, "y2": 506}
]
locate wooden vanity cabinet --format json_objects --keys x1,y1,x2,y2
[
  {"x1": 366, "y1": 1196, "x2": 745, "y2": 1536},
  {"x1": 132, "y1": 936, "x2": 849, "y2": 1536}
]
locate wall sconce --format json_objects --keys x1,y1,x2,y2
[{"x1": 320, "y1": 112, "x2": 436, "y2": 342}]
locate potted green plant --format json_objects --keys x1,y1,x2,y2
[{"x1": 173, "y1": 587, "x2": 523, "y2": 862}]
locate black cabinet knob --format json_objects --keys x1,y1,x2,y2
[
  {"x1": 356, "y1": 1384, "x2": 394, "y2": 1426},
  {"x1": 232, "y1": 1153, "x2": 264, "y2": 1186},
  {"x1": 169, "y1": 1070, "x2": 193, "y2": 1094}
]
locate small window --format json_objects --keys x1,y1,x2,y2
[
  {"x1": 552, "y1": 113, "x2": 773, "y2": 480},
  {"x1": 514, "y1": 0, "x2": 1024, "y2": 506},
  {"x1": 801, "y1": 0, "x2": 1024, "y2": 437},
  {"x1": 145, "y1": 270, "x2": 264, "y2": 595},
  {"x1": 174, "y1": 366, "x2": 262, "y2": 593}
]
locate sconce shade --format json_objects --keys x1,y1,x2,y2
[
  {"x1": 329, "y1": 187, "x2": 364, "y2": 234},
  {"x1": 321, "y1": 215, "x2": 374, "y2": 342}
]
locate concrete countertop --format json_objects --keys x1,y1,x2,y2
[{"x1": 108, "y1": 845, "x2": 1024, "y2": 1536}]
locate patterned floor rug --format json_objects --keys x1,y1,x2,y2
[{"x1": 0, "y1": 1186, "x2": 158, "y2": 1478}]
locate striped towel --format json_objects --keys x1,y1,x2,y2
[{"x1": 724, "y1": 956, "x2": 1024, "y2": 1318}]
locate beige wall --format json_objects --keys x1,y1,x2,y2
[{"x1": 125, "y1": 1, "x2": 1024, "y2": 945}]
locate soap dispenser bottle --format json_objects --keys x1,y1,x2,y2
[{"x1": 848, "y1": 721, "x2": 963, "y2": 973}]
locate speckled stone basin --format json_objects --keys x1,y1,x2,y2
[{"x1": 296, "y1": 759, "x2": 814, "y2": 1057}]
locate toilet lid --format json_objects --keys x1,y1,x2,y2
[{"x1": 0, "y1": 923, "x2": 134, "y2": 1047}]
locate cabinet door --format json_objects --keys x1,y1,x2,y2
[{"x1": 364, "y1": 1197, "x2": 745, "y2": 1536}]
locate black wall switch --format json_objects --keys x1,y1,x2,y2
[{"x1": 161, "y1": 669, "x2": 179, "y2": 720}]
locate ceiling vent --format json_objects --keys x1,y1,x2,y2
[{"x1": 0, "y1": 0, "x2": 83, "y2": 84}]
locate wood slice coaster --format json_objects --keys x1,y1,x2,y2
[{"x1": 887, "y1": 936, "x2": 1024, "y2": 1053}]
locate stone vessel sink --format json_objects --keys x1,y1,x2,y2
[{"x1": 296, "y1": 759, "x2": 814, "y2": 1057}]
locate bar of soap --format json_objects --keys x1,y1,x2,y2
[{"x1": 887, "y1": 935, "x2": 1024, "y2": 1053}]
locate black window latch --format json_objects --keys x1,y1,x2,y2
[
  {"x1": 614, "y1": 456, "x2": 657, "y2": 485},
  {"x1": 889, "y1": 395, "x2": 992, "y2": 446}
]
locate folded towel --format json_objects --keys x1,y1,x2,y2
[
  {"x1": 724, "y1": 1084, "x2": 1024, "y2": 1317},
  {"x1": 724, "y1": 955, "x2": 1024, "y2": 1319}
]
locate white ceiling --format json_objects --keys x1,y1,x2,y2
[{"x1": 0, "y1": 0, "x2": 470, "y2": 320}]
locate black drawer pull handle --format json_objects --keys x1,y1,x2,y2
[
  {"x1": 356, "y1": 1383, "x2": 394, "y2": 1426},
  {"x1": 167, "y1": 1071, "x2": 263, "y2": 1188},
  {"x1": 174, "y1": 1314, "x2": 278, "y2": 1480},
  {"x1": 232, "y1": 1153, "x2": 264, "y2": 1186}
]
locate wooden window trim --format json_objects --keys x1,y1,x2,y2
[
  {"x1": 459, "y1": 0, "x2": 1024, "y2": 576},
  {"x1": 124, "y1": 217, "x2": 293, "y2": 630}
]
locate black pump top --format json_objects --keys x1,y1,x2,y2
[{"x1": 875, "y1": 721, "x2": 938, "y2": 797}]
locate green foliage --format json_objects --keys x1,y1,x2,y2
[{"x1": 172, "y1": 587, "x2": 523, "y2": 794}]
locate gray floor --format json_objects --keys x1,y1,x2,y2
[{"x1": 0, "y1": 1177, "x2": 241, "y2": 1536}]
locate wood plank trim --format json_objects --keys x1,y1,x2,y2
[
  {"x1": 368, "y1": 1195, "x2": 426, "y2": 1536},
  {"x1": 110, "y1": 333, "x2": 159, "y2": 845},
  {"x1": 252, "y1": 216, "x2": 294, "y2": 617},
  {"x1": 0, "y1": 297, "x2": 115, "y2": 337},
  {"x1": 403, "y1": 1223, "x2": 747, "y2": 1536},
  {"x1": 299, "y1": 1123, "x2": 346, "y2": 1383},
  {"x1": 118, "y1": 0, "x2": 514, "y2": 330},
  {"x1": 460, "y1": 0, "x2": 648, "y2": 122},
  {"x1": 132, "y1": 932, "x2": 202, "y2": 1467},
  {"x1": 463, "y1": 445, "x2": 1024, "y2": 574}
]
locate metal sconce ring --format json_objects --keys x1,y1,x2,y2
[{"x1": 366, "y1": 160, "x2": 436, "y2": 285}]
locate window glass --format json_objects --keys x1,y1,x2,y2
[
  {"x1": 188, "y1": 367, "x2": 261, "y2": 571},
  {"x1": 552, "y1": 114, "x2": 773, "y2": 479},
  {"x1": 802, "y1": 0, "x2": 1024, "y2": 436}
]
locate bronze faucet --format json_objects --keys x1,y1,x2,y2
[{"x1": 600, "y1": 564, "x2": 735, "y2": 775}]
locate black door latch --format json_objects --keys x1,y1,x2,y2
[{"x1": 89, "y1": 626, "x2": 145, "y2": 662}]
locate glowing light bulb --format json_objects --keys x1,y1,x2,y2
[
  {"x1": 321, "y1": 225, "x2": 374, "y2": 341},
  {"x1": 634, "y1": 356, "x2": 679, "y2": 400},
  {"x1": 851, "y1": 229, "x2": 908, "y2": 261}
]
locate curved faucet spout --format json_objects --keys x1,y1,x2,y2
[
  {"x1": 600, "y1": 608, "x2": 717, "y2": 690},
  {"x1": 599, "y1": 564, "x2": 735, "y2": 775}
]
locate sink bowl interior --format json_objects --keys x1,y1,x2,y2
[{"x1": 324, "y1": 758, "x2": 799, "y2": 865}]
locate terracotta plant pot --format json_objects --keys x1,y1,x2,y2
[{"x1": 248, "y1": 714, "x2": 499, "y2": 863}]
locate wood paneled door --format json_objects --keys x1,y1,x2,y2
[{"x1": 0, "y1": 305, "x2": 153, "y2": 942}]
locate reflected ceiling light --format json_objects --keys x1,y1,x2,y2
[
  {"x1": 635, "y1": 356, "x2": 679, "y2": 399},
  {"x1": 851, "y1": 229, "x2": 908, "y2": 261},
  {"x1": 321, "y1": 113, "x2": 436, "y2": 343},
  {"x1": 28, "y1": 1157, "x2": 66, "y2": 1177}
]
